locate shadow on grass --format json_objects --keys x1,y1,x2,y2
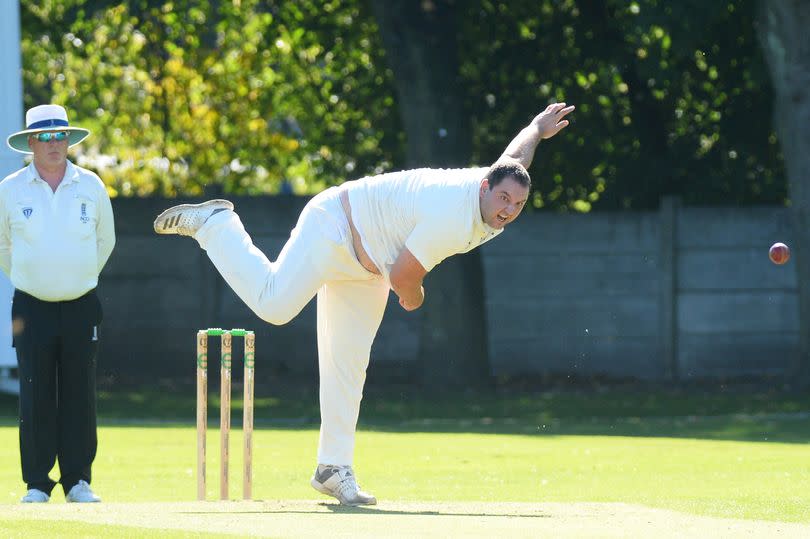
[
  {"x1": 321, "y1": 503, "x2": 549, "y2": 518},
  {"x1": 176, "y1": 502, "x2": 549, "y2": 518}
]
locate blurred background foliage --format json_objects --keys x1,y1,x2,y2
[
  {"x1": 19, "y1": 0, "x2": 785, "y2": 210},
  {"x1": 21, "y1": 0, "x2": 402, "y2": 197}
]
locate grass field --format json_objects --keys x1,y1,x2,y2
[{"x1": 0, "y1": 385, "x2": 808, "y2": 537}]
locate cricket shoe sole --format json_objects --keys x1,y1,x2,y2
[{"x1": 153, "y1": 199, "x2": 233, "y2": 236}]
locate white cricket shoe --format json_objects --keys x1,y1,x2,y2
[
  {"x1": 66, "y1": 480, "x2": 101, "y2": 503},
  {"x1": 310, "y1": 464, "x2": 377, "y2": 506},
  {"x1": 153, "y1": 199, "x2": 234, "y2": 236},
  {"x1": 20, "y1": 489, "x2": 49, "y2": 503}
]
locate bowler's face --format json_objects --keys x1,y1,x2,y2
[
  {"x1": 479, "y1": 176, "x2": 530, "y2": 229},
  {"x1": 29, "y1": 132, "x2": 69, "y2": 168}
]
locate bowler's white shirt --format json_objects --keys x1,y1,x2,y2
[
  {"x1": 0, "y1": 161, "x2": 115, "y2": 301},
  {"x1": 346, "y1": 167, "x2": 502, "y2": 280}
]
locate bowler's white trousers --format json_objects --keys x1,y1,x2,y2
[{"x1": 194, "y1": 187, "x2": 389, "y2": 465}]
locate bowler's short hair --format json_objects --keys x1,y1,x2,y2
[{"x1": 485, "y1": 160, "x2": 531, "y2": 189}]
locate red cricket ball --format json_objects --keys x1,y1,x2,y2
[{"x1": 769, "y1": 242, "x2": 790, "y2": 265}]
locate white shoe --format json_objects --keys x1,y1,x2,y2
[
  {"x1": 153, "y1": 199, "x2": 234, "y2": 236},
  {"x1": 66, "y1": 480, "x2": 101, "y2": 503},
  {"x1": 311, "y1": 465, "x2": 377, "y2": 506},
  {"x1": 20, "y1": 489, "x2": 49, "y2": 503}
]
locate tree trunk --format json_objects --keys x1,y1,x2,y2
[
  {"x1": 757, "y1": 0, "x2": 810, "y2": 384},
  {"x1": 370, "y1": 0, "x2": 491, "y2": 390}
]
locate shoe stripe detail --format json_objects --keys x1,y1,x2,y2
[{"x1": 164, "y1": 214, "x2": 181, "y2": 229}]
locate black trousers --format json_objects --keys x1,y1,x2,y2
[{"x1": 13, "y1": 288, "x2": 102, "y2": 495}]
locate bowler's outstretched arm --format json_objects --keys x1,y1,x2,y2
[{"x1": 499, "y1": 102, "x2": 575, "y2": 169}]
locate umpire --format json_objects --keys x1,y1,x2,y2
[{"x1": 0, "y1": 104, "x2": 115, "y2": 503}]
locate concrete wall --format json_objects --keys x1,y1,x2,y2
[
  {"x1": 675, "y1": 205, "x2": 796, "y2": 378},
  {"x1": 101, "y1": 196, "x2": 420, "y2": 385},
  {"x1": 482, "y1": 209, "x2": 664, "y2": 379},
  {"x1": 482, "y1": 198, "x2": 797, "y2": 381},
  {"x1": 98, "y1": 196, "x2": 797, "y2": 385}
]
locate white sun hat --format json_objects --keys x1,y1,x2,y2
[{"x1": 6, "y1": 104, "x2": 90, "y2": 154}]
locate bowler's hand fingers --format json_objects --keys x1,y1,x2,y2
[
  {"x1": 551, "y1": 105, "x2": 575, "y2": 133},
  {"x1": 557, "y1": 104, "x2": 575, "y2": 119}
]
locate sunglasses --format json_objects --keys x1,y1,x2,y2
[{"x1": 32, "y1": 131, "x2": 69, "y2": 142}]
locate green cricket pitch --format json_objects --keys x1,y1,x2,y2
[{"x1": 0, "y1": 388, "x2": 809, "y2": 537}]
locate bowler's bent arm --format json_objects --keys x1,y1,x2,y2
[{"x1": 390, "y1": 248, "x2": 427, "y2": 311}]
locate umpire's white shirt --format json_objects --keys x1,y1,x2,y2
[{"x1": 0, "y1": 161, "x2": 115, "y2": 301}]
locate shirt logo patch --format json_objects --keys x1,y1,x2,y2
[
  {"x1": 80, "y1": 202, "x2": 89, "y2": 223},
  {"x1": 22, "y1": 207, "x2": 32, "y2": 219}
]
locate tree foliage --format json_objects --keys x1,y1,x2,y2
[
  {"x1": 457, "y1": 0, "x2": 784, "y2": 210},
  {"x1": 19, "y1": 0, "x2": 784, "y2": 209},
  {"x1": 20, "y1": 0, "x2": 400, "y2": 196}
]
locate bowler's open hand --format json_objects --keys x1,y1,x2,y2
[{"x1": 532, "y1": 103, "x2": 575, "y2": 140}]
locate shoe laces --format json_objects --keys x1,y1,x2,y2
[{"x1": 334, "y1": 468, "x2": 360, "y2": 499}]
